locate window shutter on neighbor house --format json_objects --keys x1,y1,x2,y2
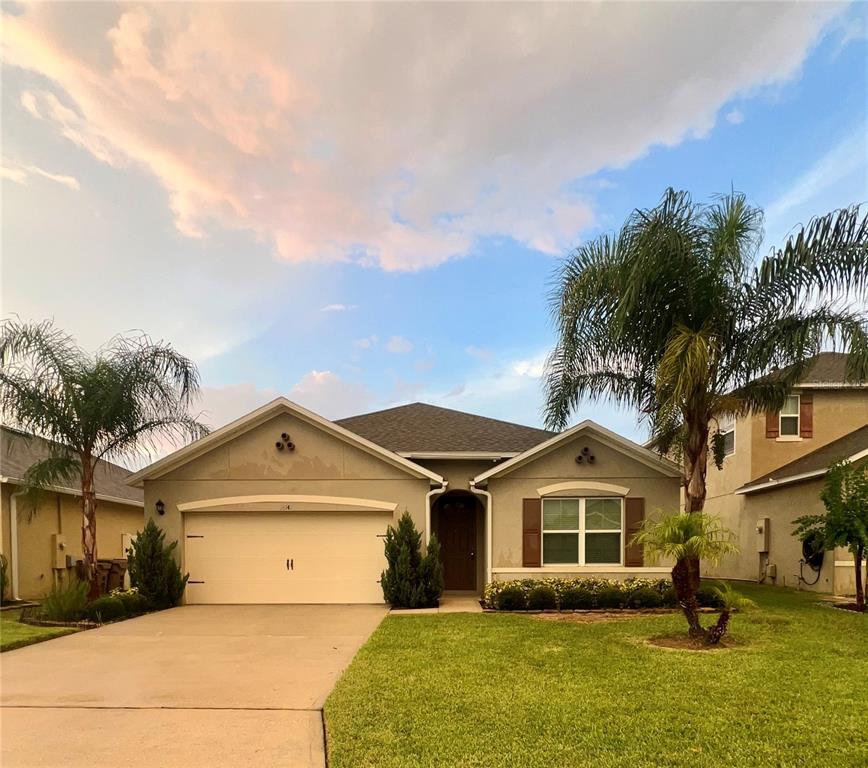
[
  {"x1": 624, "y1": 497, "x2": 645, "y2": 567},
  {"x1": 799, "y1": 392, "x2": 813, "y2": 438},
  {"x1": 522, "y1": 498, "x2": 541, "y2": 567},
  {"x1": 765, "y1": 411, "x2": 779, "y2": 439}
]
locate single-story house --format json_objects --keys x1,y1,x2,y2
[
  {"x1": 128, "y1": 399, "x2": 681, "y2": 604},
  {"x1": 0, "y1": 427, "x2": 145, "y2": 601}
]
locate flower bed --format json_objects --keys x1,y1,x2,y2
[{"x1": 483, "y1": 577, "x2": 723, "y2": 611}]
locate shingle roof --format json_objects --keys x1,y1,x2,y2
[
  {"x1": 737, "y1": 424, "x2": 868, "y2": 494},
  {"x1": 335, "y1": 402, "x2": 556, "y2": 454},
  {"x1": 756, "y1": 352, "x2": 862, "y2": 387},
  {"x1": 0, "y1": 427, "x2": 143, "y2": 504}
]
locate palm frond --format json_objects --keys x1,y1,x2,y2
[{"x1": 633, "y1": 511, "x2": 739, "y2": 565}]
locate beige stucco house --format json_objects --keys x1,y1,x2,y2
[
  {"x1": 128, "y1": 399, "x2": 681, "y2": 604},
  {"x1": 0, "y1": 427, "x2": 144, "y2": 601},
  {"x1": 703, "y1": 353, "x2": 868, "y2": 595}
]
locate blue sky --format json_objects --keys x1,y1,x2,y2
[{"x1": 2, "y1": 2, "x2": 866, "y2": 441}]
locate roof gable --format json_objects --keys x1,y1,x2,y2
[
  {"x1": 127, "y1": 398, "x2": 443, "y2": 486},
  {"x1": 335, "y1": 402, "x2": 555, "y2": 455},
  {"x1": 756, "y1": 352, "x2": 865, "y2": 389},
  {"x1": 472, "y1": 420, "x2": 681, "y2": 484}
]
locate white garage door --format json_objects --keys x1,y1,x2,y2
[{"x1": 184, "y1": 511, "x2": 389, "y2": 604}]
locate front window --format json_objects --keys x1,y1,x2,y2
[
  {"x1": 542, "y1": 497, "x2": 623, "y2": 565},
  {"x1": 780, "y1": 395, "x2": 800, "y2": 436}
]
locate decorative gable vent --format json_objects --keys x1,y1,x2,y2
[
  {"x1": 275, "y1": 432, "x2": 295, "y2": 451},
  {"x1": 575, "y1": 446, "x2": 595, "y2": 464}
]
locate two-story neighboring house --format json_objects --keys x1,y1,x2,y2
[{"x1": 703, "y1": 353, "x2": 868, "y2": 596}]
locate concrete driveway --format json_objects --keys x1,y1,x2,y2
[{"x1": 1, "y1": 604, "x2": 386, "y2": 768}]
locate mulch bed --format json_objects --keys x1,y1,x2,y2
[
  {"x1": 645, "y1": 634, "x2": 732, "y2": 652},
  {"x1": 831, "y1": 603, "x2": 866, "y2": 614}
]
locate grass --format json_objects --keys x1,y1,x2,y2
[
  {"x1": 0, "y1": 608, "x2": 79, "y2": 652},
  {"x1": 325, "y1": 584, "x2": 868, "y2": 767}
]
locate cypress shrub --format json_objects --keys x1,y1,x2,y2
[
  {"x1": 127, "y1": 519, "x2": 188, "y2": 610},
  {"x1": 381, "y1": 512, "x2": 443, "y2": 608}
]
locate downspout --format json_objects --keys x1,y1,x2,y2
[
  {"x1": 9, "y1": 485, "x2": 26, "y2": 601},
  {"x1": 470, "y1": 480, "x2": 493, "y2": 586},
  {"x1": 425, "y1": 481, "x2": 448, "y2": 546}
]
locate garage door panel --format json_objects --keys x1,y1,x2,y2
[{"x1": 185, "y1": 511, "x2": 389, "y2": 604}]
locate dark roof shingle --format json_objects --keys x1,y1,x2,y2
[
  {"x1": 737, "y1": 424, "x2": 868, "y2": 493},
  {"x1": 756, "y1": 352, "x2": 861, "y2": 387},
  {"x1": 0, "y1": 427, "x2": 143, "y2": 504},
  {"x1": 336, "y1": 402, "x2": 556, "y2": 454}
]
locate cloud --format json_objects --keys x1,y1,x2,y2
[
  {"x1": 444, "y1": 384, "x2": 466, "y2": 398},
  {"x1": 386, "y1": 336, "x2": 414, "y2": 354},
  {"x1": 725, "y1": 108, "x2": 745, "y2": 125},
  {"x1": 353, "y1": 335, "x2": 378, "y2": 349},
  {"x1": 465, "y1": 345, "x2": 493, "y2": 362},
  {"x1": 289, "y1": 370, "x2": 374, "y2": 419},
  {"x1": 1, "y1": 3, "x2": 844, "y2": 270},
  {"x1": 321, "y1": 303, "x2": 356, "y2": 312},
  {"x1": 1, "y1": 159, "x2": 80, "y2": 190}
]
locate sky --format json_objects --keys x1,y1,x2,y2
[{"x1": 2, "y1": 1, "x2": 867, "y2": 443}]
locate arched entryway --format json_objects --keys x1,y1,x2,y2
[{"x1": 431, "y1": 490, "x2": 483, "y2": 591}]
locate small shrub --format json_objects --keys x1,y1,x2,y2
[
  {"x1": 381, "y1": 512, "x2": 443, "y2": 608},
  {"x1": 113, "y1": 589, "x2": 149, "y2": 616},
  {"x1": 696, "y1": 583, "x2": 725, "y2": 609},
  {"x1": 527, "y1": 584, "x2": 557, "y2": 610},
  {"x1": 595, "y1": 585, "x2": 624, "y2": 609},
  {"x1": 41, "y1": 576, "x2": 89, "y2": 621},
  {"x1": 0, "y1": 553, "x2": 8, "y2": 604},
  {"x1": 128, "y1": 519, "x2": 189, "y2": 610},
  {"x1": 496, "y1": 584, "x2": 528, "y2": 611},
  {"x1": 559, "y1": 585, "x2": 596, "y2": 610},
  {"x1": 626, "y1": 586, "x2": 664, "y2": 609},
  {"x1": 661, "y1": 585, "x2": 678, "y2": 607},
  {"x1": 85, "y1": 595, "x2": 127, "y2": 623}
]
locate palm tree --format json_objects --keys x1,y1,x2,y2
[
  {"x1": 546, "y1": 189, "x2": 868, "y2": 517},
  {"x1": 0, "y1": 319, "x2": 208, "y2": 596},
  {"x1": 633, "y1": 511, "x2": 738, "y2": 640}
]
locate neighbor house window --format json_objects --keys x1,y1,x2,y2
[
  {"x1": 542, "y1": 497, "x2": 623, "y2": 566},
  {"x1": 779, "y1": 395, "x2": 800, "y2": 436},
  {"x1": 719, "y1": 415, "x2": 735, "y2": 457}
]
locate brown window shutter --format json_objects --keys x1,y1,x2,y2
[
  {"x1": 624, "y1": 497, "x2": 645, "y2": 567},
  {"x1": 799, "y1": 392, "x2": 813, "y2": 438},
  {"x1": 765, "y1": 411, "x2": 779, "y2": 439},
  {"x1": 522, "y1": 498, "x2": 541, "y2": 567}
]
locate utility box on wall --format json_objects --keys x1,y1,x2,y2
[{"x1": 756, "y1": 517, "x2": 770, "y2": 553}]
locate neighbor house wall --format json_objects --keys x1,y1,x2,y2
[
  {"x1": 486, "y1": 434, "x2": 679, "y2": 581},
  {"x1": 705, "y1": 389, "x2": 867, "y2": 589},
  {"x1": 143, "y1": 412, "x2": 431, "y2": 579},
  {"x1": 0, "y1": 482, "x2": 143, "y2": 600}
]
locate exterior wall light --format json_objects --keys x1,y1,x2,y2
[{"x1": 155, "y1": 499, "x2": 166, "y2": 516}]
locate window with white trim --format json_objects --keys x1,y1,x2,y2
[
  {"x1": 719, "y1": 415, "x2": 735, "y2": 457},
  {"x1": 542, "y1": 497, "x2": 623, "y2": 565},
  {"x1": 779, "y1": 395, "x2": 800, "y2": 436}
]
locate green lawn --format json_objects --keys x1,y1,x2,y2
[
  {"x1": 325, "y1": 585, "x2": 867, "y2": 768},
  {"x1": 0, "y1": 608, "x2": 79, "y2": 652}
]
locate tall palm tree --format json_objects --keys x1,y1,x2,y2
[
  {"x1": 546, "y1": 189, "x2": 868, "y2": 517},
  {"x1": 0, "y1": 319, "x2": 208, "y2": 596}
]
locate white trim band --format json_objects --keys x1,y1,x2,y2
[
  {"x1": 536, "y1": 481, "x2": 629, "y2": 497},
  {"x1": 178, "y1": 494, "x2": 398, "y2": 513}
]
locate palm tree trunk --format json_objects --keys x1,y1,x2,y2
[
  {"x1": 672, "y1": 559, "x2": 706, "y2": 639},
  {"x1": 683, "y1": 414, "x2": 709, "y2": 514},
  {"x1": 80, "y1": 457, "x2": 99, "y2": 599},
  {"x1": 855, "y1": 545, "x2": 865, "y2": 612},
  {"x1": 705, "y1": 608, "x2": 731, "y2": 645}
]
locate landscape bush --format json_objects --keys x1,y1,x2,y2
[
  {"x1": 495, "y1": 584, "x2": 528, "y2": 611},
  {"x1": 0, "y1": 553, "x2": 8, "y2": 605},
  {"x1": 381, "y1": 511, "x2": 443, "y2": 608},
  {"x1": 85, "y1": 595, "x2": 127, "y2": 623},
  {"x1": 527, "y1": 584, "x2": 557, "y2": 610},
  {"x1": 127, "y1": 519, "x2": 189, "y2": 610},
  {"x1": 696, "y1": 583, "x2": 725, "y2": 609},
  {"x1": 110, "y1": 587, "x2": 149, "y2": 616},
  {"x1": 484, "y1": 577, "x2": 692, "y2": 611},
  {"x1": 41, "y1": 576, "x2": 89, "y2": 621}
]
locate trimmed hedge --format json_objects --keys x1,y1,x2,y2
[
  {"x1": 483, "y1": 577, "x2": 724, "y2": 611},
  {"x1": 85, "y1": 595, "x2": 127, "y2": 623}
]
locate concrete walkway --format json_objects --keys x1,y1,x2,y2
[
  {"x1": 391, "y1": 594, "x2": 483, "y2": 615},
  {"x1": 1, "y1": 604, "x2": 386, "y2": 768}
]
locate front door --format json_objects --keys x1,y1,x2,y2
[{"x1": 437, "y1": 501, "x2": 477, "y2": 590}]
